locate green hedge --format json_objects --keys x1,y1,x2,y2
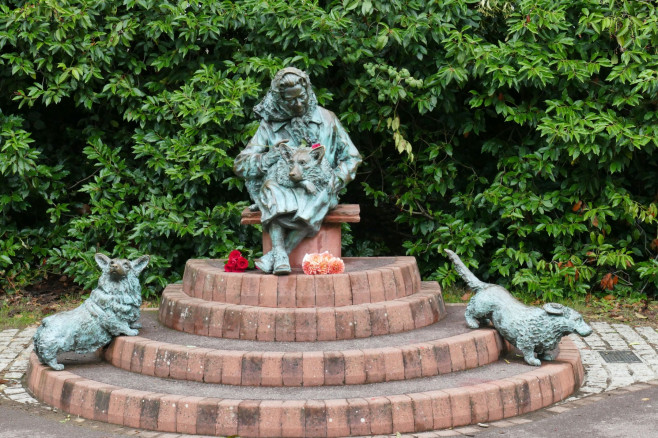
[{"x1": 1, "y1": 0, "x2": 657, "y2": 301}]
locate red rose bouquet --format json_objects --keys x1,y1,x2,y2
[{"x1": 225, "y1": 250, "x2": 249, "y2": 273}]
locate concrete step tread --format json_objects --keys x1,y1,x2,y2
[
  {"x1": 54, "y1": 352, "x2": 541, "y2": 399},
  {"x1": 103, "y1": 309, "x2": 503, "y2": 386},
  {"x1": 143, "y1": 305, "x2": 468, "y2": 351}
]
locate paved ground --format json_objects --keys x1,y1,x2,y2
[{"x1": 1, "y1": 320, "x2": 657, "y2": 437}]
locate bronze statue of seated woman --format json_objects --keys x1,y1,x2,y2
[{"x1": 234, "y1": 67, "x2": 361, "y2": 275}]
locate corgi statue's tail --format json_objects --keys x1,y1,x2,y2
[{"x1": 444, "y1": 249, "x2": 487, "y2": 292}]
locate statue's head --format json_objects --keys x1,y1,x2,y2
[
  {"x1": 254, "y1": 67, "x2": 318, "y2": 123},
  {"x1": 277, "y1": 71, "x2": 310, "y2": 117}
]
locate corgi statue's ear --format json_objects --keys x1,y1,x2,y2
[
  {"x1": 279, "y1": 143, "x2": 294, "y2": 162},
  {"x1": 131, "y1": 255, "x2": 150, "y2": 275},
  {"x1": 309, "y1": 145, "x2": 325, "y2": 162},
  {"x1": 95, "y1": 253, "x2": 111, "y2": 270}
]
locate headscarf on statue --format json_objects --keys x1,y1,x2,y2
[{"x1": 253, "y1": 67, "x2": 320, "y2": 146}]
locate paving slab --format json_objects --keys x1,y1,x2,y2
[
  {"x1": 475, "y1": 383, "x2": 658, "y2": 437},
  {"x1": 0, "y1": 398, "x2": 131, "y2": 438}
]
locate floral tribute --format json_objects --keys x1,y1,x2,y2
[
  {"x1": 301, "y1": 251, "x2": 345, "y2": 275},
  {"x1": 224, "y1": 250, "x2": 249, "y2": 272}
]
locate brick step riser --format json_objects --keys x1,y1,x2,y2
[
  {"x1": 159, "y1": 285, "x2": 446, "y2": 341},
  {"x1": 26, "y1": 340, "x2": 585, "y2": 437},
  {"x1": 182, "y1": 257, "x2": 421, "y2": 308},
  {"x1": 103, "y1": 329, "x2": 504, "y2": 386}
]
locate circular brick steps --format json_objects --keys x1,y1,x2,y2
[
  {"x1": 159, "y1": 282, "x2": 446, "y2": 341},
  {"x1": 102, "y1": 309, "x2": 504, "y2": 386},
  {"x1": 26, "y1": 337, "x2": 584, "y2": 437},
  {"x1": 182, "y1": 257, "x2": 421, "y2": 307},
  {"x1": 26, "y1": 254, "x2": 589, "y2": 437}
]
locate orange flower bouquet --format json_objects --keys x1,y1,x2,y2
[{"x1": 301, "y1": 251, "x2": 345, "y2": 275}]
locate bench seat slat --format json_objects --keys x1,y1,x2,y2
[{"x1": 241, "y1": 204, "x2": 360, "y2": 225}]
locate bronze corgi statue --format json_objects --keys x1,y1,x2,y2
[
  {"x1": 33, "y1": 254, "x2": 149, "y2": 370},
  {"x1": 445, "y1": 249, "x2": 592, "y2": 366}
]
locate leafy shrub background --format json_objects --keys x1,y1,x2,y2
[{"x1": 1, "y1": 0, "x2": 657, "y2": 301}]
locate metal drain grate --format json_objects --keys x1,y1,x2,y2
[{"x1": 598, "y1": 350, "x2": 642, "y2": 363}]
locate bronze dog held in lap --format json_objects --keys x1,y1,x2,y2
[{"x1": 445, "y1": 249, "x2": 592, "y2": 366}]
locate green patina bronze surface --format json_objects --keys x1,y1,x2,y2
[
  {"x1": 235, "y1": 67, "x2": 361, "y2": 275},
  {"x1": 32, "y1": 254, "x2": 149, "y2": 370},
  {"x1": 445, "y1": 249, "x2": 592, "y2": 366}
]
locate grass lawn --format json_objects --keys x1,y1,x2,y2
[{"x1": 441, "y1": 286, "x2": 658, "y2": 330}]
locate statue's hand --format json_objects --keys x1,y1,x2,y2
[
  {"x1": 302, "y1": 180, "x2": 317, "y2": 194},
  {"x1": 261, "y1": 152, "x2": 278, "y2": 168},
  {"x1": 261, "y1": 139, "x2": 290, "y2": 168}
]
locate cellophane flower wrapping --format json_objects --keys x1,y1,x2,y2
[{"x1": 302, "y1": 251, "x2": 344, "y2": 275}]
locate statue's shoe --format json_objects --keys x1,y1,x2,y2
[
  {"x1": 254, "y1": 252, "x2": 274, "y2": 273},
  {"x1": 248, "y1": 203, "x2": 259, "y2": 212},
  {"x1": 273, "y1": 252, "x2": 291, "y2": 275}
]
